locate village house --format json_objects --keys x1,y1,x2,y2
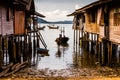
[
  {"x1": 68, "y1": 0, "x2": 120, "y2": 66},
  {"x1": 0, "y1": 0, "x2": 45, "y2": 74}
]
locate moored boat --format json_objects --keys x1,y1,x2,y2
[
  {"x1": 55, "y1": 35, "x2": 69, "y2": 46},
  {"x1": 47, "y1": 25, "x2": 59, "y2": 29},
  {"x1": 36, "y1": 48, "x2": 49, "y2": 56}
]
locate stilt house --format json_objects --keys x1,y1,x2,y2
[
  {"x1": 0, "y1": 0, "x2": 45, "y2": 69},
  {"x1": 68, "y1": 0, "x2": 120, "y2": 65}
]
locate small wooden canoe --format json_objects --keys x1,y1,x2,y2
[{"x1": 36, "y1": 48, "x2": 49, "y2": 54}]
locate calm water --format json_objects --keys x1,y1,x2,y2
[
  {"x1": 36, "y1": 24, "x2": 74, "y2": 70},
  {"x1": 35, "y1": 24, "x2": 120, "y2": 70}
]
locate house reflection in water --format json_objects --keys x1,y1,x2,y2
[{"x1": 68, "y1": 0, "x2": 120, "y2": 68}]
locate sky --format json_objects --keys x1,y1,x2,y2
[{"x1": 35, "y1": 0, "x2": 98, "y2": 22}]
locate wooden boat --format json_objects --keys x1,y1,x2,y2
[
  {"x1": 37, "y1": 26, "x2": 45, "y2": 30},
  {"x1": 55, "y1": 27, "x2": 69, "y2": 46},
  {"x1": 47, "y1": 25, "x2": 59, "y2": 29},
  {"x1": 36, "y1": 48, "x2": 49, "y2": 54},
  {"x1": 55, "y1": 36, "x2": 69, "y2": 45}
]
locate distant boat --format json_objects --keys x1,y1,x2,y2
[
  {"x1": 37, "y1": 26, "x2": 45, "y2": 30},
  {"x1": 47, "y1": 24, "x2": 59, "y2": 29}
]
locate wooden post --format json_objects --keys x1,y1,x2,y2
[
  {"x1": 96, "y1": 34, "x2": 99, "y2": 60},
  {"x1": 76, "y1": 29, "x2": 78, "y2": 47},
  {"x1": 78, "y1": 29, "x2": 80, "y2": 46},
  {"x1": 23, "y1": 35, "x2": 28, "y2": 62},
  {"x1": 108, "y1": 41, "x2": 112, "y2": 66},
  {"x1": 73, "y1": 29, "x2": 75, "y2": 47},
  {"x1": 0, "y1": 35, "x2": 3, "y2": 71},
  {"x1": 91, "y1": 33, "x2": 93, "y2": 53},
  {"x1": 99, "y1": 42, "x2": 102, "y2": 65},
  {"x1": 16, "y1": 36, "x2": 21, "y2": 63},
  {"x1": 28, "y1": 35, "x2": 32, "y2": 64},
  {"x1": 2, "y1": 37, "x2": 4, "y2": 63},
  {"x1": 8, "y1": 36, "x2": 14, "y2": 63},
  {"x1": 5, "y1": 35, "x2": 8, "y2": 65},
  {"x1": 81, "y1": 30, "x2": 84, "y2": 47},
  {"x1": 86, "y1": 32, "x2": 89, "y2": 51},
  {"x1": 102, "y1": 40, "x2": 109, "y2": 65}
]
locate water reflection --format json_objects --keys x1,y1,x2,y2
[
  {"x1": 73, "y1": 46, "x2": 97, "y2": 68},
  {"x1": 73, "y1": 39, "x2": 120, "y2": 69},
  {"x1": 36, "y1": 24, "x2": 120, "y2": 70},
  {"x1": 55, "y1": 44, "x2": 69, "y2": 58}
]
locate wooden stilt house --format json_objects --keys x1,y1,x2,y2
[
  {"x1": 68, "y1": 0, "x2": 120, "y2": 65},
  {"x1": 0, "y1": 0, "x2": 45, "y2": 66}
]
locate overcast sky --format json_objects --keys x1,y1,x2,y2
[{"x1": 35, "y1": 0, "x2": 98, "y2": 22}]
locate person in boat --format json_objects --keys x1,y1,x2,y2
[{"x1": 55, "y1": 34, "x2": 62, "y2": 46}]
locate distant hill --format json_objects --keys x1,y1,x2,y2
[{"x1": 37, "y1": 18, "x2": 73, "y2": 24}]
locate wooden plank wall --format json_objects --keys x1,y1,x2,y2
[
  {"x1": 109, "y1": 6, "x2": 120, "y2": 43},
  {"x1": 84, "y1": 12, "x2": 99, "y2": 34},
  {"x1": 0, "y1": 6, "x2": 14, "y2": 35},
  {"x1": 14, "y1": 10, "x2": 25, "y2": 35},
  {"x1": 0, "y1": 7, "x2": 1, "y2": 34}
]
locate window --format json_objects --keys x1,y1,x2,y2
[
  {"x1": 6, "y1": 7, "x2": 10, "y2": 21},
  {"x1": 88, "y1": 10, "x2": 96, "y2": 23},
  {"x1": 114, "y1": 13, "x2": 120, "y2": 26}
]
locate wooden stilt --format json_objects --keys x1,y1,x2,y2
[
  {"x1": 102, "y1": 40, "x2": 109, "y2": 65},
  {"x1": 108, "y1": 41, "x2": 112, "y2": 66},
  {"x1": 73, "y1": 29, "x2": 75, "y2": 47},
  {"x1": 78, "y1": 29, "x2": 80, "y2": 46},
  {"x1": 91, "y1": 33, "x2": 94, "y2": 53},
  {"x1": 0, "y1": 35, "x2": 3, "y2": 71},
  {"x1": 86, "y1": 32, "x2": 89, "y2": 51},
  {"x1": 28, "y1": 35, "x2": 32, "y2": 65},
  {"x1": 8, "y1": 36, "x2": 14, "y2": 63},
  {"x1": 23, "y1": 35, "x2": 28, "y2": 62},
  {"x1": 96, "y1": 34, "x2": 99, "y2": 59},
  {"x1": 2, "y1": 37, "x2": 4, "y2": 64},
  {"x1": 15, "y1": 36, "x2": 21, "y2": 63}
]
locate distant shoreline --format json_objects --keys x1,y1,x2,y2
[{"x1": 37, "y1": 18, "x2": 73, "y2": 24}]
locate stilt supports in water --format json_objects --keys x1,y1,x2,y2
[{"x1": 73, "y1": 29, "x2": 120, "y2": 67}]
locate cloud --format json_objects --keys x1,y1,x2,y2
[
  {"x1": 75, "y1": 4, "x2": 80, "y2": 10},
  {"x1": 39, "y1": 9, "x2": 73, "y2": 22}
]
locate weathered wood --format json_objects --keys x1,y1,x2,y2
[
  {"x1": 0, "y1": 62, "x2": 13, "y2": 77},
  {"x1": 0, "y1": 35, "x2": 3, "y2": 71},
  {"x1": 8, "y1": 36, "x2": 14, "y2": 63},
  {"x1": 14, "y1": 10, "x2": 25, "y2": 35},
  {"x1": 15, "y1": 36, "x2": 21, "y2": 63},
  {"x1": 0, "y1": 67, "x2": 10, "y2": 77},
  {"x1": 23, "y1": 42, "x2": 28, "y2": 62},
  {"x1": 0, "y1": 6, "x2": 14, "y2": 35},
  {"x1": 28, "y1": 41, "x2": 32, "y2": 64},
  {"x1": 4, "y1": 60, "x2": 28, "y2": 77},
  {"x1": 2, "y1": 62, "x2": 13, "y2": 70}
]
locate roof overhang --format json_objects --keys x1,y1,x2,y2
[
  {"x1": 34, "y1": 11, "x2": 45, "y2": 18},
  {"x1": 76, "y1": 0, "x2": 112, "y2": 13},
  {"x1": 67, "y1": 0, "x2": 112, "y2": 16},
  {"x1": 67, "y1": 12, "x2": 76, "y2": 16}
]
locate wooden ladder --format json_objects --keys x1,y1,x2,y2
[{"x1": 36, "y1": 31, "x2": 47, "y2": 49}]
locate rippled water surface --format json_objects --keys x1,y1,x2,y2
[
  {"x1": 36, "y1": 24, "x2": 74, "y2": 70},
  {"x1": 35, "y1": 24, "x2": 120, "y2": 71}
]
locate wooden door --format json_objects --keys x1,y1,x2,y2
[{"x1": 14, "y1": 10, "x2": 25, "y2": 35}]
